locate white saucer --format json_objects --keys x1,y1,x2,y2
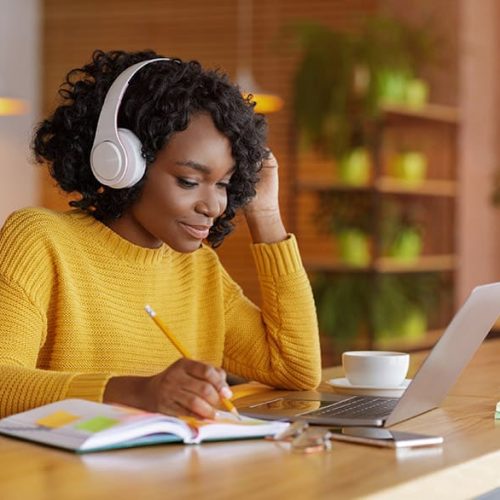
[{"x1": 327, "y1": 378, "x2": 412, "y2": 398}]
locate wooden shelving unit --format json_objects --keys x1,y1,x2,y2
[
  {"x1": 381, "y1": 103, "x2": 460, "y2": 124},
  {"x1": 293, "y1": 102, "x2": 459, "y2": 356}
]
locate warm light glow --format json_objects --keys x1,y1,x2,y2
[
  {"x1": 0, "y1": 97, "x2": 28, "y2": 116},
  {"x1": 244, "y1": 92, "x2": 284, "y2": 114}
]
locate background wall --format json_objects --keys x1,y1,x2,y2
[
  {"x1": 0, "y1": 0, "x2": 41, "y2": 223},
  {"x1": 4, "y1": 0, "x2": 500, "y2": 311},
  {"x1": 457, "y1": 0, "x2": 500, "y2": 303}
]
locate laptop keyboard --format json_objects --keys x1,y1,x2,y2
[{"x1": 303, "y1": 396, "x2": 399, "y2": 419}]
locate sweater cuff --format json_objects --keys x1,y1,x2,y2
[
  {"x1": 66, "y1": 373, "x2": 114, "y2": 402},
  {"x1": 251, "y1": 234, "x2": 304, "y2": 277}
]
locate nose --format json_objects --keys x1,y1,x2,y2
[{"x1": 194, "y1": 188, "x2": 224, "y2": 218}]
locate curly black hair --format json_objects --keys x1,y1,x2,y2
[{"x1": 33, "y1": 49, "x2": 268, "y2": 247}]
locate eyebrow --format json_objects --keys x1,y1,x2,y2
[
  {"x1": 175, "y1": 160, "x2": 235, "y2": 176},
  {"x1": 175, "y1": 160, "x2": 210, "y2": 174}
]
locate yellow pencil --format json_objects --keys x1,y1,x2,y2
[{"x1": 144, "y1": 304, "x2": 241, "y2": 419}]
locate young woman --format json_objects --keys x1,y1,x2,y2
[{"x1": 0, "y1": 50, "x2": 321, "y2": 419}]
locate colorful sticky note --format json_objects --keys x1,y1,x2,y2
[
  {"x1": 75, "y1": 416, "x2": 119, "y2": 433},
  {"x1": 36, "y1": 411, "x2": 79, "y2": 429}
]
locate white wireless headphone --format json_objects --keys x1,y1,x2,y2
[{"x1": 90, "y1": 58, "x2": 171, "y2": 189}]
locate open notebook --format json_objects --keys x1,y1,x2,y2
[{"x1": 0, "y1": 399, "x2": 288, "y2": 453}]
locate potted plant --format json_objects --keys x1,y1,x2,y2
[
  {"x1": 380, "y1": 200, "x2": 424, "y2": 262},
  {"x1": 313, "y1": 272, "x2": 442, "y2": 350},
  {"x1": 389, "y1": 150, "x2": 428, "y2": 184},
  {"x1": 361, "y1": 15, "x2": 437, "y2": 109},
  {"x1": 373, "y1": 273, "x2": 441, "y2": 343},
  {"x1": 313, "y1": 273, "x2": 371, "y2": 347},
  {"x1": 290, "y1": 15, "x2": 439, "y2": 164},
  {"x1": 317, "y1": 191, "x2": 373, "y2": 267},
  {"x1": 338, "y1": 147, "x2": 372, "y2": 186},
  {"x1": 290, "y1": 22, "x2": 363, "y2": 162}
]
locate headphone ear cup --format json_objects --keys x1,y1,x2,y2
[{"x1": 116, "y1": 128, "x2": 146, "y2": 188}]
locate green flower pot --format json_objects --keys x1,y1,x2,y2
[
  {"x1": 395, "y1": 151, "x2": 427, "y2": 184},
  {"x1": 400, "y1": 307, "x2": 427, "y2": 340},
  {"x1": 405, "y1": 78, "x2": 429, "y2": 109},
  {"x1": 338, "y1": 229, "x2": 370, "y2": 267},
  {"x1": 389, "y1": 228, "x2": 422, "y2": 261},
  {"x1": 339, "y1": 148, "x2": 371, "y2": 186},
  {"x1": 376, "y1": 307, "x2": 427, "y2": 341},
  {"x1": 377, "y1": 70, "x2": 410, "y2": 105}
]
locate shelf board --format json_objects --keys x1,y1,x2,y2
[
  {"x1": 304, "y1": 259, "x2": 371, "y2": 273},
  {"x1": 381, "y1": 103, "x2": 460, "y2": 124},
  {"x1": 297, "y1": 178, "x2": 457, "y2": 197},
  {"x1": 304, "y1": 254, "x2": 456, "y2": 274},
  {"x1": 375, "y1": 254, "x2": 456, "y2": 273},
  {"x1": 376, "y1": 177, "x2": 457, "y2": 197}
]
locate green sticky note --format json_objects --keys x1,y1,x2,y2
[
  {"x1": 75, "y1": 416, "x2": 119, "y2": 433},
  {"x1": 495, "y1": 411, "x2": 500, "y2": 420}
]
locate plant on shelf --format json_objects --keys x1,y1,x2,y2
[
  {"x1": 380, "y1": 199, "x2": 424, "y2": 262},
  {"x1": 338, "y1": 147, "x2": 372, "y2": 186},
  {"x1": 389, "y1": 150, "x2": 428, "y2": 184},
  {"x1": 313, "y1": 272, "x2": 442, "y2": 349},
  {"x1": 361, "y1": 16, "x2": 437, "y2": 109},
  {"x1": 289, "y1": 15, "x2": 439, "y2": 165},
  {"x1": 317, "y1": 191, "x2": 373, "y2": 267},
  {"x1": 372, "y1": 274, "x2": 440, "y2": 343},
  {"x1": 313, "y1": 274, "x2": 371, "y2": 346}
]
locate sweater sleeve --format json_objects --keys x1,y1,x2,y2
[
  {"x1": 0, "y1": 212, "x2": 113, "y2": 417},
  {"x1": 0, "y1": 276, "x2": 113, "y2": 417},
  {"x1": 221, "y1": 234, "x2": 322, "y2": 390}
]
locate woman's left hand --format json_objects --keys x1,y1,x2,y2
[
  {"x1": 244, "y1": 150, "x2": 280, "y2": 216},
  {"x1": 243, "y1": 150, "x2": 287, "y2": 243}
]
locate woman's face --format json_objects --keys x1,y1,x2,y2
[{"x1": 108, "y1": 112, "x2": 234, "y2": 252}]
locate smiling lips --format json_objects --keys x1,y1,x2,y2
[{"x1": 179, "y1": 222, "x2": 212, "y2": 240}]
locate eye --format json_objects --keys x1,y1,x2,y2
[
  {"x1": 216, "y1": 181, "x2": 230, "y2": 190},
  {"x1": 176, "y1": 178, "x2": 198, "y2": 189}
]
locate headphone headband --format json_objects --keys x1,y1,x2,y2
[{"x1": 90, "y1": 57, "x2": 171, "y2": 188}]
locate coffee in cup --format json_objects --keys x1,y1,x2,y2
[{"x1": 342, "y1": 351, "x2": 409, "y2": 387}]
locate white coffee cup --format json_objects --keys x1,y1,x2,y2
[{"x1": 342, "y1": 351, "x2": 410, "y2": 387}]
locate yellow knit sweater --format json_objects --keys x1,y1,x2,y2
[{"x1": 0, "y1": 208, "x2": 321, "y2": 417}]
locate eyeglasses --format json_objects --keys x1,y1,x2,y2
[{"x1": 269, "y1": 421, "x2": 332, "y2": 454}]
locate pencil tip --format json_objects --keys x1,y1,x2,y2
[{"x1": 231, "y1": 408, "x2": 243, "y2": 420}]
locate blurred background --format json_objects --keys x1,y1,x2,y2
[{"x1": 1, "y1": 0, "x2": 500, "y2": 365}]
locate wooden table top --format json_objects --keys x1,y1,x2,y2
[{"x1": 1, "y1": 339, "x2": 499, "y2": 500}]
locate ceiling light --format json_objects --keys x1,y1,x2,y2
[
  {"x1": 0, "y1": 97, "x2": 28, "y2": 116},
  {"x1": 236, "y1": 0, "x2": 283, "y2": 114}
]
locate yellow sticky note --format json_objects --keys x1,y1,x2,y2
[{"x1": 36, "y1": 411, "x2": 79, "y2": 429}]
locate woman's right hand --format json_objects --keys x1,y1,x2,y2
[{"x1": 104, "y1": 358, "x2": 233, "y2": 419}]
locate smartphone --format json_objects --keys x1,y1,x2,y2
[{"x1": 328, "y1": 427, "x2": 444, "y2": 448}]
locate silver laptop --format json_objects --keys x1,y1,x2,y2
[{"x1": 239, "y1": 282, "x2": 500, "y2": 427}]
